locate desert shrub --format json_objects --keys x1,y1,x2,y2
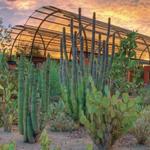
[
  {"x1": 0, "y1": 54, "x2": 17, "y2": 132},
  {"x1": 130, "y1": 106, "x2": 150, "y2": 144},
  {"x1": 48, "y1": 101, "x2": 78, "y2": 132},
  {"x1": 139, "y1": 85, "x2": 150, "y2": 105},
  {"x1": 39, "y1": 129, "x2": 61, "y2": 150},
  {"x1": 86, "y1": 144, "x2": 93, "y2": 150},
  {"x1": 80, "y1": 78, "x2": 141, "y2": 150},
  {"x1": 50, "y1": 112, "x2": 78, "y2": 132},
  {"x1": 48, "y1": 100, "x2": 77, "y2": 131},
  {"x1": 0, "y1": 142, "x2": 15, "y2": 150},
  {"x1": 39, "y1": 129, "x2": 51, "y2": 150},
  {"x1": 48, "y1": 101, "x2": 65, "y2": 120}
]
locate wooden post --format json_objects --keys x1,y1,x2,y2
[{"x1": 144, "y1": 66, "x2": 150, "y2": 84}]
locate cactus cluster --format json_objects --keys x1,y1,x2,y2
[
  {"x1": 60, "y1": 8, "x2": 115, "y2": 121},
  {"x1": 18, "y1": 56, "x2": 51, "y2": 143},
  {"x1": 80, "y1": 78, "x2": 141, "y2": 150}
]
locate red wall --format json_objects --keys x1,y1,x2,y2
[{"x1": 144, "y1": 66, "x2": 150, "y2": 84}]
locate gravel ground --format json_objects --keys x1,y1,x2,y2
[{"x1": 0, "y1": 126, "x2": 149, "y2": 150}]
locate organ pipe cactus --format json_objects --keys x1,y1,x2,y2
[
  {"x1": 90, "y1": 12, "x2": 96, "y2": 76},
  {"x1": 60, "y1": 8, "x2": 115, "y2": 121},
  {"x1": 18, "y1": 56, "x2": 24, "y2": 134},
  {"x1": 18, "y1": 56, "x2": 51, "y2": 143}
]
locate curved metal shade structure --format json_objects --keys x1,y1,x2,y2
[{"x1": 10, "y1": 5, "x2": 150, "y2": 62}]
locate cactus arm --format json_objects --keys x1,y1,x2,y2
[
  {"x1": 27, "y1": 115, "x2": 35, "y2": 143},
  {"x1": 18, "y1": 56, "x2": 24, "y2": 134},
  {"x1": 90, "y1": 12, "x2": 96, "y2": 75}
]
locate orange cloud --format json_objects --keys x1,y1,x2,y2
[
  {"x1": 5, "y1": 0, "x2": 37, "y2": 10},
  {"x1": 2, "y1": 0, "x2": 150, "y2": 36}
]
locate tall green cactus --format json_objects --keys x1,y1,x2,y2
[
  {"x1": 60, "y1": 8, "x2": 115, "y2": 121},
  {"x1": 90, "y1": 12, "x2": 96, "y2": 76},
  {"x1": 18, "y1": 56, "x2": 51, "y2": 143},
  {"x1": 18, "y1": 56, "x2": 25, "y2": 134}
]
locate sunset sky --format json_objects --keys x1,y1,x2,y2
[{"x1": 0, "y1": 0, "x2": 150, "y2": 36}]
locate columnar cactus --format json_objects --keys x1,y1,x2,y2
[
  {"x1": 60, "y1": 8, "x2": 115, "y2": 121},
  {"x1": 18, "y1": 56, "x2": 51, "y2": 143},
  {"x1": 18, "y1": 56, "x2": 24, "y2": 134}
]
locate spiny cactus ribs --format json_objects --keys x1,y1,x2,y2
[{"x1": 18, "y1": 56, "x2": 51, "y2": 143}]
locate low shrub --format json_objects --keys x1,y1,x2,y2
[
  {"x1": 50, "y1": 112, "x2": 78, "y2": 132},
  {"x1": 48, "y1": 101, "x2": 79, "y2": 132},
  {"x1": 80, "y1": 78, "x2": 141, "y2": 150},
  {"x1": 0, "y1": 54, "x2": 18, "y2": 132},
  {"x1": 130, "y1": 106, "x2": 150, "y2": 144},
  {"x1": 39, "y1": 129, "x2": 51, "y2": 150},
  {"x1": 0, "y1": 142, "x2": 15, "y2": 150},
  {"x1": 139, "y1": 85, "x2": 150, "y2": 105},
  {"x1": 39, "y1": 129, "x2": 61, "y2": 150},
  {"x1": 48, "y1": 101, "x2": 65, "y2": 121}
]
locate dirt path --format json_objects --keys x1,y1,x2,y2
[{"x1": 0, "y1": 126, "x2": 149, "y2": 150}]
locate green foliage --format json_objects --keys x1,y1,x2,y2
[
  {"x1": 80, "y1": 78, "x2": 141, "y2": 150},
  {"x1": 49, "y1": 61, "x2": 61, "y2": 99},
  {"x1": 0, "y1": 142, "x2": 16, "y2": 150},
  {"x1": 18, "y1": 56, "x2": 51, "y2": 143},
  {"x1": 60, "y1": 17, "x2": 115, "y2": 122},
  {"x1": 39, "y1": 129, "x2": 62, "y2": 150},
  {"x1": 47, "y1": 101, "x2": 65, "y2": 121},
  {"x1": 48, "y1": 101, "x2": 78, "y2": 132},
  {"x1": 50, "y1": 112, "x2": 78, "y2": 132},
  {"x1": 61, "y1": 78, "x2": 86, "y2": 121},
  {"x1": 139, "y1": 85, "x2": 150, "y2": 105},
  {"x1": 86, "y1": 144, "x2": 93, "y2": 150},
  {"x1": 130, "y1": 106, "x2": 150, "y2": 144},
  {"x1": 39, "y1": 129, "x2": 51, "y2": 150},
  {"x1": 0, "y1": 54, "x2": 17, "y2": 132},
  {"x1": 0, "y1": 19, "x2": 12, "y2": 54},
  {"x1": 60, "y1": 32, "x2": 86, "y2": 121},
  {"x1": 110, "y1": 32, "x2": 143, "y2": 95}
]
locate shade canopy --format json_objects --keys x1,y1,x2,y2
[{"x1": 10, "y1": 6, "x2": 150, "y2": 63}]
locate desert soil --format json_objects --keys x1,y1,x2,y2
[{"x1": 0, "y1": 126, "x2": 149, "y2": 150}]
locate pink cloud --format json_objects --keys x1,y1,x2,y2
[{"x1": 1, "y1": 0, "x2": 150, "y2": 35}]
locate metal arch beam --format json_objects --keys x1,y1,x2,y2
[
  {"x1": 9, "y1": 28, "x2": 26, "y2": 59},
  {"x1": 69, "y1": 23, "x2": 89, "y2": 59},
  {"x1": 75, "y1": 23, "x2": 94, "y2": 58},
  {"x1": 24, "y1": 7, "x2": 45, "y2": 25},
  {"x1": 36, "y1": 32, "x2": 47, "y2": 57},
  {"x1": 45, "y1": 34, "x2": 60, "y2": 57},
  {"x1": 10, "y1": 5, "x2": 150, "y2": 62},
  {"x1": 10, "y1": 25, "x2": 51, "y2": 59},
  {"x1": 26, "y1": 10, "x2": 59, "y2": 58},
  {"x1": 114, "y1": 31, "x2": 123, "y2": 40},
  {"x1": 139, "y1": 47, "x2": 147, "y2": 60},
  {"x1": 80, "y1": 25, "x2": 89, "y2": 55},
  {"x1": 136, "y1": 36, "x2": 150, "y2": 63}
]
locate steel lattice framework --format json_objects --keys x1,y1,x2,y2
[{"x1": 10, "y1": 5, "x2": 150, "y2": 63}]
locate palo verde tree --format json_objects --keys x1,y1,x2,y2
[{"x1": 109, "y1": 32, "x2": 143, "y2": 95}]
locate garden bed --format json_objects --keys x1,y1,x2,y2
[{"x1": 0, "y1": 126, "x2": 149, "y2": 150}]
